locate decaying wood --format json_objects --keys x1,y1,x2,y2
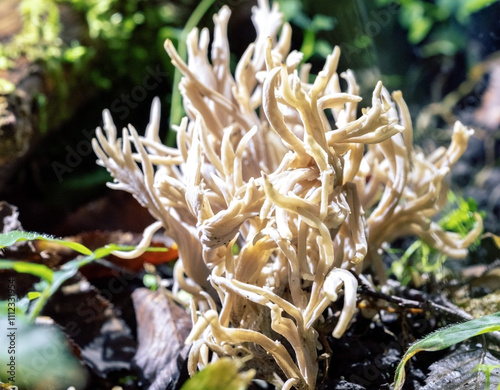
[{"x1": 0, "y1": 0, "x2": 89, "y2": 190}]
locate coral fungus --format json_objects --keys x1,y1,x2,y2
[{"x1": 92, "y1": 1, "x2": 482, "y2": 388}]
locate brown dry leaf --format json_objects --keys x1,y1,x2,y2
[
  {"x1": 132, "y1": 288, "x2": 191, "y2": 390},
  {"x1": 421, "y1": 343, "x2": 500, "y2": 390}
]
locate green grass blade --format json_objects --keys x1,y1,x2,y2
[
  {"x1": 394, "y1": 312, "x2": 500, "y2": 390},
  {"x1": 0, "y1": 231, "x2": 92, "y2": 255},
  {"x1": 2, "y1": 236, "x2": 168, "y2": 322}
]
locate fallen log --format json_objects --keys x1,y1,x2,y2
[{"x1": 0, "y1": 0, "x2": 90, "y2": 190}]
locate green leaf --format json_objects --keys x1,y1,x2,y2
[
  {"x1": 394, "y1": 312, "x2": 500, "y2": 389},
  {"x1": 310, "y1": 14, "x2": 336, "y2": 32},
  {"x1": 0, "y1": 260, "x2": 54, "y2": 283},
  {"x1": 421, "y1": 39, "x2": 460, "y2": 57},
  {"x1": 408, "y1": 17, "x2": 433, "y2": 44},
  {"x1": 62, "y1": 45, "x2": 88, "y2": 62},
  {"x1": 462, "y1": 0, "x2": 496, "y2": 14},
  {"x1": 180, "y1": 358, "x2": 255, "y2": 390},
  {"x1": 314, "y1": 40, "x2": 334, "y2": 59},
  {"x1": 458, "y1": 0, "x2": 496, "y2": 23},
  {"x1": 143, "y1": 274, "x2": 158, "y2": 290},
  {"x1": 27, "y1": 291, "x2": 41, "y2": 300},
  {"x1": 158, "y1": 26, "x2": 182, "y2": 41},
  {"x1": 275, "y1": 0, "x2": 303, "y2": 23},
  {"x1": 300, "y1": 29, "x2": 316, "y2": 61},
  {"x1": 0, "y1": 231, "x2": 92, "y2": 255}
]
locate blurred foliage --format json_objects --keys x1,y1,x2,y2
[
  {"x1": 370, "y1": 0, "x2": 499, "y2": 101},
  {"x1": 0, "y1": 0, "x2": 62, "y2": 70},
  {"x1": 376, "y1": 0, "x2": 496, "y2": 52},
  {"x1": 0, "y1": 0, "x2": 192, "y2": 92},
  {"x1": 0, "y1": 0, "x2": 199, "y2": 211},
  {"x1": 275, "y1": 0, "x2": 337, "y2": 62},
  {"x1": 180, "y1": 358, "x2": 254, "y2": 390},
  {"x1": 0, "y1": 316, "x2": 88, "y2": 389}
]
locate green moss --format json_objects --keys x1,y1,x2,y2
[
  {"x1": 0, "y1": 0, "x2": 62, "y2": 69},
  {"x1": 0, "y1": 79, "x2": 15, "y2": 94}
]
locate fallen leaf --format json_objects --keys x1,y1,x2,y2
[
  {"x1": 40, "y1": 272, "x2": 138, "y2": 377},
  {"x1": 132, "y1": 288, "x2": 191, "y2": 390},
  {"x1": 81, "y1": 317, "x2": 137, "y2": 377},
  {"x1": 421, "y1": 343, "x2": 500, "y2": 390}
]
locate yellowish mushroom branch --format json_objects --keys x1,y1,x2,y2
[{"x1": 92, "y1": 1, "x2": 482, "y2": 389}]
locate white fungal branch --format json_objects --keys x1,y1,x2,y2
[{"x1": 92, "y1": 1, "x2": 482, "y2": 389}]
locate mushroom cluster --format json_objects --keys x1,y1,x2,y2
[{"x1": 92, "y1": 1, "x2": 482, "y2": 389}]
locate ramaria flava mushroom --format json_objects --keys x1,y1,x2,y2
[{"x1": 92, "y1": 1, "x2": 482, "y2": 388}]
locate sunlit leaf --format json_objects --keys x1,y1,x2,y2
[
  {"x1": 408, "y1": 17, "x2": 433, "y2": 44},
  {"x1": 1, "y1": 236, "x2": 168, "y2": 322},
  {"x1": 463, "y1": 0, "x2": 496, "y2": 13},
  {"x1": 27, "y1": 292, "x2": 41, "y2": 300},
  {"x1": 310, "y1": 14, "x2": 336, "y2": 32},
  {"x1": 180, "y1": 358, "x2": 255, "y2": 390}
]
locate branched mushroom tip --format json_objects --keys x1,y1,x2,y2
[{"x1": 92, "y1": 1, "x2": 481, "y2": 389}]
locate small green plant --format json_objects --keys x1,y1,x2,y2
[
  {"x1": 0, "y1": 231, "x2": 166, "y2": 322},
  {"x1": 376, "y1": 0, "x2": 496, "y2": 56},
  {"x1": 474, "y1": 363, "x2": 500, "y2": 390},
  {"x1": 390, "y1": 192, "x2": 484, "y2": 285}
]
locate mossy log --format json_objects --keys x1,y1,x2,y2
[{"x1": 0, "y1": 0, "x2": 98, "y2": 190}]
